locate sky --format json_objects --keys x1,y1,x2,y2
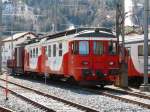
[{"x1": 125, "y1": 0, "x2": 134, "y2": 26}]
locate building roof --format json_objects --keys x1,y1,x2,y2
[{"x1": 2, "y1": 32, "x2": 36, "y2": 42}]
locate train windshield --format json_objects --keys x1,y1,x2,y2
[
  {"x1": 94, "y1": 41, "x2": 103, "y2": 55},
  {"x1": 79, "y1": 41, "x2": 89, "y2": 55},
  {"x1": 108, "y1": 41, "x2": 117, "y2": 55}
]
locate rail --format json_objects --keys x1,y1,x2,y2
[
  {"x1": 0, "y1": 106, "x2": 13, "y2": 112},
  {"x1": 0, "y1": 85, "x2": 55, "y2": 112},
  {"x1": 80, "y1": 87, "x2": 150, "y2": 109},
  {"x1": 0, "y1": 78, "x2": 99, "y2": 112}
]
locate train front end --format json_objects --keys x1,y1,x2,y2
[{"x1": 68, "y1": 29, "x2": 120, "y2": 86}]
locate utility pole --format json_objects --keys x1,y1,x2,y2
[
  {"x1": 116, "y1": 0, "x2": 128, "y2": 88},
  {"x1": 0, "y1": 0, "x2": 2, "y2": 74},
  {"x1": 140, "y1": 0, "x2": 150, "y2": 91}
]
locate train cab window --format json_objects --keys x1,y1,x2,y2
[
  {"x1": 36, "y1": 48, "x2": 38, "y2": 57},
  {"x1": 108, "y1": 41, "x2": 117, "y2": 55},
  {"x1": 138, "y1": 45, "x2": 143, "y2": 56},
  {"x1": 53, "y1": 44, "x2": 56, "y2": 57},
  {"x1": 72, "y1": 41, "x2": 79, "y2": 55},
  {"x1": 59, "y1": 43, "x2": 62, "y2": 56},
  {"x1": 79, "y1": 41, "x2": 89, "y2": 55},
  {"x1": 48, "y1": 45, "x2": 51, "y2": 57},
  {"x1": 94, "y1": 41, "x2": 103, "y2": 55}
]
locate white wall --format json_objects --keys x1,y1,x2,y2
[{"x1": 1, "y1": 33, "x2": 37, "y2": 71}]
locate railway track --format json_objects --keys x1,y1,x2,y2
[
  {"x1": 80, "y1": 87, "x2": 150, "y2": 109},
  {"x1": 0, "y1": 76, "x2": 150, "y2": 111},
  {"x1": 104, "y1": 87, "x2": 150, "y2": 100},
  {"x1": 0, "y1": 78, "x2": 99, "y2": 112},
  {"x1": 0, "y1": 85, "x2": 55, "y2": 112},
  {"x1": 0, "y1": 106, "x2": 13, "y2": 112}
]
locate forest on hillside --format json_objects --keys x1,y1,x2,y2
[{"x1": 1, "y1": 0, "x2": 145, "y2": 36}]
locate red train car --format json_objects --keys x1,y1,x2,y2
[{"x1": 8, "y1": 28, "x2": 120, "y2": 87}]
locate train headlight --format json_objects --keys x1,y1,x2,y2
[
  {"x1": 82, "y1": 69, "x2": 92, "y2": 76},
  {"x1": 109, "y1": 61, "x2": 114, "y2": 66},
  {"x1": 82, "y1": 61, "x2": 89, "y2": 65}
]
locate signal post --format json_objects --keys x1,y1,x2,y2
[{"x1": 140, "y1": 0, "x2": 150, "y2": 91}]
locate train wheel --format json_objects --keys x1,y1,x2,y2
[
  {"x1": 100, "y1": 84, "x2": 104, "y2": 89},
  {"x1": 67, "y1": 76, "x2": 78, "y2": 85}
]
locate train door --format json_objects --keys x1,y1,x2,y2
[
  {"x1": 68, "y1": 41, "x2": 77, "y2": 77},
  {"x1": 126, "y1": 47, "x2": 131, "y2": 67},
  {"x1": 68, "y1": 40, "x2": 91, "y2": 80},
  {"x1": 15, "y1": 46, "x2": 24, "y2": 74},
  {"x1": 92, "y1": 41, "x2": 105, "y2": 70},
  {"x1": 126, "y1": 47, "x2": 133, "y2": 74}
]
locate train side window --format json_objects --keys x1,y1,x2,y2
[
  {"x1": 33, "y1": 48, "x2": 35, "y2": 58},
  {"x1": 126, "y1": 47, "x2": 131, "y2": 56},
  {"x1": 30, "y1": 49, "x2": 32, "y2": 58},
  {"x1": 138, "y1": 45, "x2": 143, "y2": 56},
  {"x1": 59, "y1": 43, "x2": 62, "y2": 56},
  {"x1": 94, "y1": 41, "x2": 103, "y2": 55},
  {"x1": 36, "y1": 48, "x2": 38, "y2": 57},
  {"x1": 48, "y1": 45, "x2": 51, "y2": 57},
  {"x1": 72, "y1": 41, "x2": 79, "y2": 55},
  {"x1": 53, "y1": 44, "x2": 56, "y2": 57},
  {"x1": 45, "y1": 46, "x2": 47, "y2": 56}
]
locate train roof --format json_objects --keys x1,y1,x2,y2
[
  {"x1": 24, "y1": 27, "x2": 115, "y2": 45},
  {"x1": 45, "y1": 27, "x2": 115, "y2": 40},
  {"x1": 123, "y1": 33, "x2": 150, "y2": 44}
]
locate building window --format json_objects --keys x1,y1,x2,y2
[
  {"x1": 138, "y1": 45, "x2": 143, "y2": 56},
  {"x1": 138, "y1": 45, "x2": 150, "y2": 56},
  {"x1": 48, "y1": 45, "x2": 51, "y2": 57},
  {"x1": 27, "y1": 36, "x2": 31, "y2": 40},
  {"x1": 94, "y1": 41, "x2": 103, "y2": 55},
  {"x1": 9, "y1": 45, "x2": 11, "y2": 49},
  {"x1": 59, "y1": 43, "x2": 62, "y2": 56},
  {"x1": 53, "y1": 44, "x2": 56, "y2": 57},
  {"x1": 21, "y1": 6, "x2": 25, "y2": 11}
]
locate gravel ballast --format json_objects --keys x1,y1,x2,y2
[
  {"x1": 1, "y1": 74, "x2": 150, "y2": 112},
  {"x1": 0, "y1": 88, "x2": 44, "y2": 112}
]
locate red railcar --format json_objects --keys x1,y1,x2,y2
[{"x1": 8, "y1": 28, "x2": 120, "y2": 87}]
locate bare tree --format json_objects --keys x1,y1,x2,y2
[{"x1": 0, "y1": 0, "x2": 2, "y2": 74}]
